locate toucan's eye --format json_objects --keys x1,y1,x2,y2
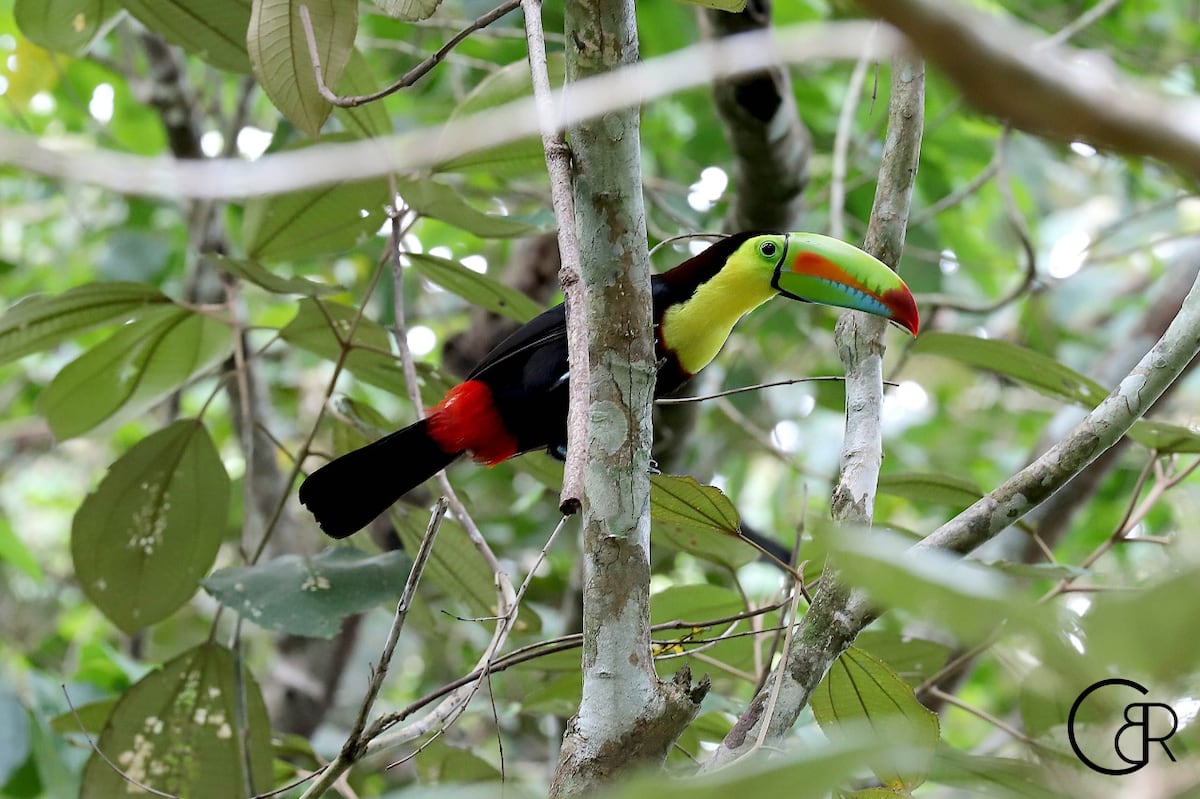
[{"x1": 759, "y1": 241, "x2": 779, "y2": 258}]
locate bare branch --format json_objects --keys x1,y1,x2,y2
[
  {"x1": 0, "y1": 22, "x2": 904, "y2": 200},
  {"x1": 856, "y1": 0, "x2": 1200, "y2": 175},
  {"x1": 521, "y1": 0, "x2": 588, "y2": 514},
  {"x1": 297, "y1": 1, "x2": 522, "y2": 107}
]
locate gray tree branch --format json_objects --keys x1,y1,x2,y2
[
  {"x1": 549, "y1": 0, "x2": 707, "y2": 793},
  {"x1": 705, "y1": 50, "x2": 925, "y2": 769}
]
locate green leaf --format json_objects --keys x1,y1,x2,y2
[
  {"x1": 437, "y1": 54, "x2": 565, "y2": 175},
  {"x1": 50, "y1": 698, "x2": 117, "y2": 737},
  {"x1": 910, "y1": 333, "x2": 1200, "y2": 453},
  {"x1": 0, "y1": 515, "x2": 42, "y2": 582},
  {"x1": 0, "y1": 282, "x2": 171, "y2": 367},
  {"x1": 612, "y1": 738, "x2": 908, "y2": 799},
  {"x1": 877, "y1": 471, "x2": 984, "y2": 509},
  {"x1": 1125, "y1": 418, "x2": 1200, "y2": 453},
  {"x1": 118, "y1": 0, "x2": 252, "y2": 72},
  {"x1": 213, "y1": 255, "x2": 342, "y2": 296},
  {"x1": 816, "y1": 524, "x2": 1028, "y2": 641},
  {"x1": 389, "y1": 505, "x2": 545, "y2": 632},
  {"x1": 982, "y1": 560, "x2": 1086, "y2": 580},
  {"x1": 280, "y1": 298, "x2": 408, "y2": 396},
  {"x1": 812, "y1": 646, "x2": 940, "y2": 791},
  {"x1": 406, "y1": 252, "x2": 543, "y2": 323},
  {"x1": 412, "y1": 737, "x2": 502, "y2": 783},
  {"x1": 14, "y1": 0, "x2": 115, "y2": 54},
  {"x1": 332, "y1": 48, "x2": 393, "y2": 137},
  {"x1": 910, "y1": 332, "x2": 1106, "y2": 406},
  {"x1": 203, "y1": 547, "x2": 412, "y2": 638},
  {"x1": 931, "y1": 747, "x2": 1063, "y2": 799},
  {"x1": 397, "y1": 176, "x2": 540, "y2": 238},
  {"x1": 80, "y1": 643, "x2": 272, "y2": 798},
  {"x1": 71, "y1": 421, "x2": 230, "y2": 634},
  {"x1": 675, "y1": 0, "x2": 746, "y2": 10},
  {"x1": 369, "y1": 0, "x2": 442, "y2": 21},
  {"x1": 853, "y1": 631, "x2": 952, "y2": 687},
  {"x1": 37, "y1": 306, "x2": 232, "y2": 440},
  {"x1": 247, "y1": 0, "x2": 358, "y2": 137},
  {"x1": 242, "y1": 171, "x2": 388, "y2": 260},
  {"x1": 649, "y1": 474, "x2": 756, "y2": 570},
  {"x1": 1084, "y1": 568, "x2": 1200, "y2": 681},
  {"x1": 0, "y1": 692, "x2": 30, "y2": 787}
]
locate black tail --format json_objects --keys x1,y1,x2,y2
[{"x1": 299, "y1": 419, "x2": 459, "y2": 539}]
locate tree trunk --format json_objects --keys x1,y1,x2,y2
[{"x1": 549, "y1": 0, "x2": 707, "y2": 793}]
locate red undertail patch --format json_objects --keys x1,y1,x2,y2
[{"x1": 426, "y1": 380, "x2": 519, "y2": 465}]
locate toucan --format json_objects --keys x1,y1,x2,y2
[{"x1": 300, "y1": 231, "x2": 920, "y2": 539}]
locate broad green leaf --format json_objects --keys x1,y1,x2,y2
[
  {"x1": 1084, "y1": 568, "x2": 1200, "y2": 681},
  {"x1": 509, "y1": 450, "x2": 564, "y2": 489},
  {"x1": 242, "y1": 172, "x2": 388, "y2": 260},
  {"x1": 816, "y1": 524, "x2": 1029, "y2": 641},
  {"x1": 0, "y1": 693, "x2": 30, "y2": 787},
  {"x1": 0, "y1": 282, "x2": 171, "y2": 366},
  {"x1": 1125, "y1": 418, "x2": 1200, "y2": 453},
  {"x1": 877, "y1": 471, "x2": 983, "y2": 509},
  {"x1": 436, "y1": 54, "x2": 565, "y2": 175},
  {"x1": 413, "y1": 737, "x2": 502, "y2": 783},
  {"x1": 0, "y1": 515, "x2": 42, "y2": 582},
  {"x1": 911, "y1": 333, "x2": 1200, "y2": 453},
  {"x1": 213, "y1": 255, "x2": 342, "y2": 295},
  {"x1": 370, "y1": 0, "x2": 441, "y2": 21},
  {"x1": 676, "y1": 0, "x2": 746, "y2": 10},
  {"x1": 72, "y1": 421, "x2": 230, "y2": 633},
  {"x1": 204, "y1": 547, "x2": 412, "y2": 638},
  {"x1": 396, "y1": 176, "x2": 540, "y2": 238},
  {"x1": 650, "y1": 474, "x2": 756, "y2": 570},
  {"x1": 812, "y1": 646, "x2": 940, "y2": 791},
  {"x1": 406, "y1": 252, "x2": 543, "y2": 323},
  {"x1": 518, "y1": 673, "x2": 581, "y2": 716},
  {"x1": 910, "y1": 332, "x2": 1106, "y2": 406},
  {"x1": 648, "y1": 584, "x2": 767, "y2": 673},
  {"x1": 14, "y1": 0, "x2": 115, "y2": 54},
  {"x1": 247, "y1": 0, "x2": 358, "y2": 137},
  {"x1": 37, "y1": 306, "x2": 232, "y2": 440},
  {"x1": 119, "y1": 0, "x2": 252, "y2": 72},
  {"x1": 931, "y1": 748, "x2": 1064, "y2": 799},
  {"x1": 388, "y1": 504, "x2": 544, "y2": 633},
  {"x1": 80, "y1": 643, "x2": 272, "y2": 798},
  {"x1": 280, "y1": 298, "x2": 408, "y2": 396},
  {"x1": 332, "y1": 48, "x2": 393, "y2": 138},
  {"x1": 651, "y1": 584, "x2": 743, "y2": 626},
  {"x1": 613, "y1": 738, "x2": 912, "y2": 799},
  {"x1": 854, "y1": 631, "x2": 952, "y2": 687},
  {"x1": 50, "y1": 698, "x2": 117, "y2": 737},
  {"x1": 982, "y1": 560, "x2": 1086, "y2": 580}
]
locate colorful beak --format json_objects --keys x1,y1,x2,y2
[{"x1": 772, "y1": 233, "x2": 920, "y2": 336}]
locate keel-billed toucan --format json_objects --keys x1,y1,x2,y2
[{"x1": 300, "y1": 231, "x2": 919, "y2": 538}]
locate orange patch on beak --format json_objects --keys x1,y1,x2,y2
[{"x1": 791, "y1": 250, "x2": 872, "y2": 295}]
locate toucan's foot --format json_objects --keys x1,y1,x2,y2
[
  {"x1": 648, "y1": 459, "x2": 661, "y2": 475},
  {"x1": 548, "y1": 443, "x2": 568, "y2": 461}
]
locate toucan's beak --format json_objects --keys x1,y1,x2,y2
[{"x1": 774, "y1": 233, "x2": 920, "y2": 336}]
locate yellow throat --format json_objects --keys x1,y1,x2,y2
[{"x1": 660, "y1": 257, "x2": 777, "y2": 375}]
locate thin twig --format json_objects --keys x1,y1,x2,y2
[
  {"x1": 298, "y1": 1, "x2": 522, "y2": 107},
  {"x1": 297, "y1": 501, "x2": 446, "y2": 798},
  {"x1": 522, "y1": 0, "x2": 587, "y2": 514},
  {"x1": 655, "y1": 375, "x2": 899, "y2": 405},
  {"x1": 61, "y1": 685, "x2": 181, "y2": 799},
  {"x1": 829, "y1": 25, "x2": 877, "y2": 241}
]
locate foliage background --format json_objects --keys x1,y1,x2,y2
[{"x1": 3, "y1": 0, "x2": 1200, "y2": 796}]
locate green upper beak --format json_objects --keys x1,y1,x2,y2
[{"x1": 772, "y1": 233, "x2": 920, "y2": 336}]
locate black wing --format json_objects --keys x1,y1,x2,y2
[{"x1": 466, "y1": 302, "x2": 567, "y2": 382}]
